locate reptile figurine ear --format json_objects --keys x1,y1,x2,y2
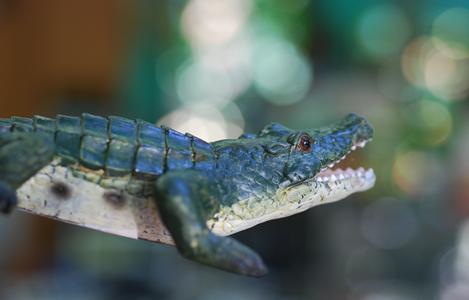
[{"x1": 258, "y1": 123, "x2": 293, "y2": 137}]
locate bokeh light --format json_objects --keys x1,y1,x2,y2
[
  {"x1": 401, "y1": 98, "x2": 453, "y2": 146},
  {"x1": 157, "y1": 104, "x2": 243, "y2": 141},
  {"x1": 432, "y1": 7, "x2": 469, "y2": 59},
  {"x1": 393, "y1": 150, "x2": 444, "y2": 196},
  {"x1": 356, "y1": 4, "x2": 410, "y2": 60},
  {"x1": 361, "y1": 197, "x2": 419, "y2": 250},
  {"x1": 439, "y1": 247, "x2": 456, "y2": 287},
  {"x1": 417, "y1": 100, "x2": 453, "y2": 144},
  {"x1": 181, "y1": 0, "x2": 252, "y2": 49},
  {"x1": 178, "y1": 0, "x2": 253, "y2": 116},
  {"x1": 454, "y1": 221, "x2": 469, "y2": 281},
  {"x1": 252, "y1": 35, "x2": 312, "y2": 105},
  {"x1": 424, "y1": 49, "x2": 469, "y2": 101},
  {"x1": 176, "y1": 59, "x2": 236, "y2": 107},
  {"x1": 424, "y1": 49, "x2": 455, "y2": 97},
  {"x1": 402, "y1": 35, "x2": 469, "y2": 101},
  {"x1": 220, "y1": 102, "x2": 246, "y2": 137},
  {"x1": 441, "y1": 283, "x2": 469, "y2": 300},
  {"x1": 401, "y1": 36, "x2": 434, "y2": 87}
]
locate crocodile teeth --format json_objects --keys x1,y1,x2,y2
[
  {"x1": 315, "y1": 167, "x2": 375, "y2": 185},
  {"x1": 365, "y1": 169, "x2": 374, "y2": 179},
  {"x1": 314, "y1": 137, "x2": 373, "y2": 185}
]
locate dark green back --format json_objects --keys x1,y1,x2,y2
[{"x1": 0, "y1": 114, "x2": 215, "y2": 177}]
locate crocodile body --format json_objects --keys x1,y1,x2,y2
[
  {"x1": 0, "y1": 114, "x2": 214, "y2": 177},
  {"x1": 0, "y1": 113, "x2": 375, "y2": 276}
]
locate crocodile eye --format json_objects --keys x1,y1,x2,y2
[{"x1": 297, "y1": 134, "x2": 313, "y2": 152}]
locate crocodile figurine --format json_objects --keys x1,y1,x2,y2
[{"x1": 0, "y1": 113, "x2": 374, "y2": 276}]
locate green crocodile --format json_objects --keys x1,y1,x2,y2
[{"x1": 0, "y1": 113, "x2": 374, "y2": 276}]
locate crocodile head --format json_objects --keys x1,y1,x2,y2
[
  {"x1": 269, "y1": 113, "x2": 375, "y2": 214},
  {"x1": 210, "y1": 113, "x2": 375, "y2": 235},
  {"x1": 264, "y1": 113, "x2": 374, "y2": 186}
]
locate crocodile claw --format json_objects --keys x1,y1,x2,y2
[
  {"x1": 182, "y1": 233, "x2": 268, "y2": 277},
  {"x1": 225, "y1": 239, "x2": 268, "y2": 277},
  {"x1": 0, "y1": 182, "x2": 17, "y2": 214}
]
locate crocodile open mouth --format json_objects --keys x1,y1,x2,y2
[
  {"x1": 273, "y1": 137, "x2": 375, "y2": 224},
  {"x1": 276, "y1": 139, "x2": 375, "y2": 221},
  {"x1": 315, "y1": 138, "x2": 375, "y2": 187}
]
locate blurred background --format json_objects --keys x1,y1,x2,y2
[{"x1": 0, "y1": 0, "x2": 468, "y2": 299}]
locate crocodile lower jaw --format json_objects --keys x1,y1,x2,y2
[
  {"x1": 209, "y1": 168, "x2": 375, "y2": 236},
  {"x1": 273, "y1": 166, "x2": 375, "y2": 223},
  {"x1": 209, "y1": 169, "x2": 375, "y2": 236}
]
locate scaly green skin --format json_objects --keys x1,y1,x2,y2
[{"x1": 0, "y1": 113, "x2": 374, "y2": 276}]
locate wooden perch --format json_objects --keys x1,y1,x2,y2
[{"x1": 16, "y1": 163, "x2": 174, "y2": 245}]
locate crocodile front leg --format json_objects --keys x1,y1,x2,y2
[
  {"x1": 0, "y1": 133, "x2": 55, "y2": 213},
  {"x1": 155, "y1": 170, "x2": 268, "y2": 276}
]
